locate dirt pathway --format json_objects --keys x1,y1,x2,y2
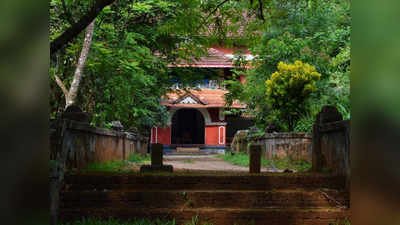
[{"x1": 163, "y1": 156, "x2": 278, "y2": 172}]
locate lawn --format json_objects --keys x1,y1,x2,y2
[
  {"x1": 217, "y1": 152, "x2": 311, "y2": 172},
  {"x1": 85, "y1": 152, "x2": 150, "y2": 172}
]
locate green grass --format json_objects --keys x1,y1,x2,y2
[
  {"x1": 218, "y1": 152, "x2": 312, "y2": 172},
  {"x1": 267, "y1": 158, "x2": 312, "y2": 173},
  {"x1": 86, "y1": 160, "x2": 128, "y2": 172},
  {"x1": 183, "y1": 159, "x2": 194, "y2": 164},
  {"x1": 127, "y1": 152, "x2": 150, "y2": 164},
  {"x1": 85, "y1": 153, "x2": 150, "y2": 172},
  {"x1": 329, "y1": 219, "x2": 351, "y2": 225},
  {"x1": 217, "y1": 152, "x2": 270, "y2": 167}
]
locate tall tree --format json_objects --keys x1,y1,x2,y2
[{"x1": 54, "y1": 20, "x2": 95, "y2": 108}]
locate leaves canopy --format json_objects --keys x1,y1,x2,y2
[{"x1": 50, "y1": 0, "x2": 351, "y2": 133}]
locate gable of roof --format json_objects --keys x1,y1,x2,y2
[
  {"x1": 162, "y1": 89, "x2": 245, "y2": 108},
  {"x1": 171, "y1": 92, "x2": 208, "y2": 105}
]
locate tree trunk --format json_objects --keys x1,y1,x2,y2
[
  {"x1": 66, "y1": 20, "x2": 95, "y2": 108},
  {"x1": 50, "y1": 0, "x2": 115, "y2": 55}
]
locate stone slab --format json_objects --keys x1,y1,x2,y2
[
  {"x1": 176, "y1": 147, "x2": 200, "y2": 153},
  {"x1": 140, "y1": 165, "x2": 173, "y2": 173}
]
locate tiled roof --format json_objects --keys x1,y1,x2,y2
[{"x1": 161, "y1": 89, "x2": 245, "y2": 108}]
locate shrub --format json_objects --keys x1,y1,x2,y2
[
  {"x1": 265, "y1": 61, "x2": 321, "y2": 131},
  {"x1": 127, "y1": 152, "x2": 150, "y2": 164}
]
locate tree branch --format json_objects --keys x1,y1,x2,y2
[
  {"x1": 207, "y1": 0, "x2": 230, "y2": 21},
  {"x1": 198, "y1": 0, "x2": 230, "y2": 29},
  {"x1": 54, "y1": 74, "x2": 69, "y2": 98},
  {"x1": 50, "y1": 0, "x2": 116, "y2": 56},
  {"x1": 53, "y1": 52, "x2": 69, "y2": 98},
  {"x1": 67, "y1": 20, "x2": 95, "y2": 107}
]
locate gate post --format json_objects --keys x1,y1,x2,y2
[
  {"x1": 312, "y1": 118, "x2": 322, "y2": 172},
  {"x1": 249, "y1": 145, "x2": 262, "y2": 173},
  {"x1": 140, "y1": 143, "x2": 173, "y2": 172},
  {"x1": 151, "y1": 143, "x2": 163, "y2": 166}
]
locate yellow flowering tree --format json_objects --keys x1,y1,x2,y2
[{"x1": 265, "y1": 61, "x2": 321, "y2": 131}]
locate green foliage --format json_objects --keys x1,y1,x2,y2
[
  {"x1": 265, "y1": 158, "x2": 312, "y2": 173},
  {"x1": 127, "y1": 153, "x2": 150, "y2": 164},
  {"x1": 86, "y1": 153, "x2": 149, "y2": 172},
  {"x1": 265, "y1": 61, "x2": 321, "y2": 130},
  {"x1": 86, "y1": 36, "x2": 170, "y2": 132},
  {"x1": 217, "y1": 152, "x2": 250, "y2": 167},
  {"x1": 184, "y1": 215, "x2": 213, "y2": 225},
  {"x1": 50, "y1": 0, "x2": 350, "y2": 134},
  {"x1": 293, "y1": 111, "x2": 315, "y2": 132},
  {"x1": 218, "y1": 152, "x2": 311, "y2": 172},
  {"x1": 86, "y1": 160, "x2": 128, "y2": 172},
  {"x1": 50, "y1": 0, "x2": 224, "y2": 132},
  {"x1": 225, "y1": 0, "x2": 350, "y2": 131},
  {"x1": 217, "y1": 152, "x2": 268, "y2": 167}
]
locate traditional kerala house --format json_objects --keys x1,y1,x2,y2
[{"x1": 150, "y1": 46, "x2": 255, "y2": 153}]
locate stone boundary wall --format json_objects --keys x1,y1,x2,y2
[
  {"x1": 311, "y1": 106, "x2": 350, "y2": 189},
  {"x1": 231, "y1": 131, "x2": 312, "y2": 162},
  {"x1": 253, "y1": 133, "x2": 312, "y2": 162},
  {"x1": 50, "y1": 119, "x2": 149, "y2": 170},
  {"x1": 313, "y1": 119, "x2": 350, "y2": 176}
]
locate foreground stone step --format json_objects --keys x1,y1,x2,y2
[
  {"x1": 61, "y1": 189, "x2": 349, "y2": 209},
  {"x1": 176, "y1": 147, "x2": 201, "y2": 153},
  {"x1": 163, "y1": 155, "x2": 220, "y2": 160},
  {"x1": 65, "y1": 173, "x2": 347, "y2": 191},
  {"x1": 165, "y1": 151, "x2": 217, "y2": 156},
  {"x1": 59, "y1": 207, "x2": 350, "y2": 225}
]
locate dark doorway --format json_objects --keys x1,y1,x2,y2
[{"x1": 171, "y1": 108, "x2": 205, "y2": 144}]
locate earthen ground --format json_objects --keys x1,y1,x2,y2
[{"x1": 127, "y1": 155, "x2": 280, "y2": 172}]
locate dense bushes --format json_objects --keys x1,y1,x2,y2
[
  {"x1": 265, "y1": 61, "x2": 321, "y2": 130},
  {"x1": 225, "y1": 0, "x2": 350, "y2": 132}
]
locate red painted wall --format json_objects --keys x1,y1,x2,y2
[
  {"x1": 151, "y1": 126, "x2": 171, "y2": 144},
  {"x1": 205, "y1": 125, "x2": 226, "y2": 146},
  {"x1": 152, "y1": 122, "x2": 226, "y2": 146},
  {"x1": 151, "y1": 127, "x2": 156, "y2": 143}
]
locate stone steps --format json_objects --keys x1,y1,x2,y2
[
  {"x1": 60, "y1": 173, "x2": 350, "y2": 225},
  {"x1": 163, "y1": 155, "x2": 220, "y2": 160},
  {"x1": 64, "y1": 173, "x2": 347, "y2": 191},
  {"x1": 61, "y1": 189, "x2": 348, "y2": 209},
  {"x1": 176, "y1": 147, "x2": 201, "y2": 153},
  {"x1": 165, "y1": 151, "x2": 219, "y2": 156},
  {"x1": 60, "y1": 208, "x2": 350, "y2": 225}
]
